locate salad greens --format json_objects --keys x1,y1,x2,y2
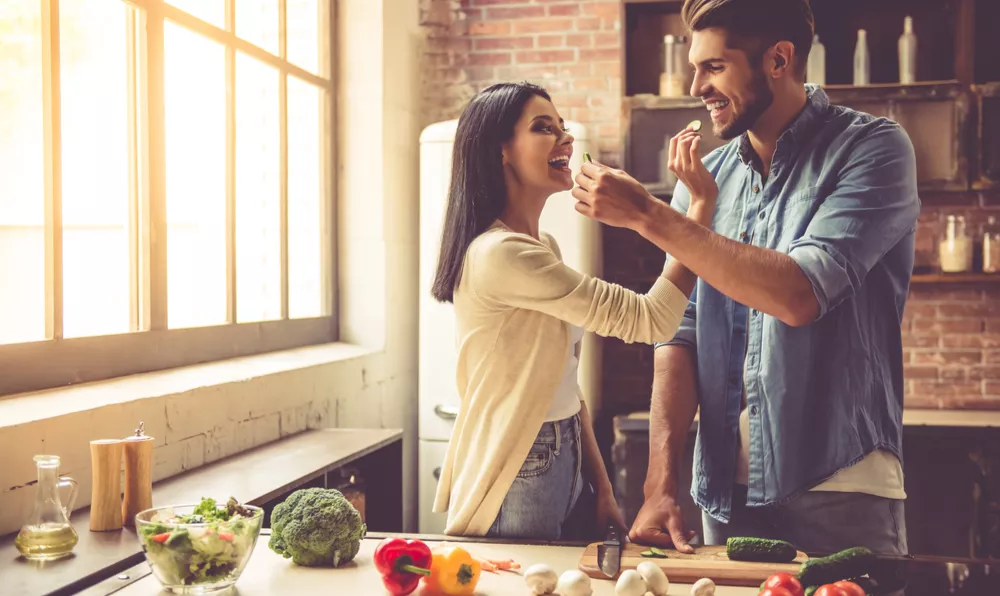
[{"x1": 139, "y1": 497, "x2": 262, "y2": 587}]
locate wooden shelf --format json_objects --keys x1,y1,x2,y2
[{"x1": 911, "y1": 272, "x2": 1000, "y2": 283}]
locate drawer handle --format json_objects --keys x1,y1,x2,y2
[
  {"x1": 433, "y1": 467, "x2": 441, "y2": 480},
  {"x1": 434, "y1": 404, "x2": 459, "y2": 420}
]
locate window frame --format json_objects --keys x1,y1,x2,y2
[{"x1": 0, "y1": 0, "x2": 337, "y2": 398}]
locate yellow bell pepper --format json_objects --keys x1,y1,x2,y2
[{"x1": 422, "y1": 545, "x2": 481, "y2": 596}]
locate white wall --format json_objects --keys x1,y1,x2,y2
[{"x1": 0, "y1": 0, "x2": 423, "y2": 537}]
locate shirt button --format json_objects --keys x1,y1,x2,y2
[
  {"x1": 750, "y1": 405, "x2": 759, "y2": 416},
  {"x1": 758, "y1": 210, "x2": 766, "y2": 220},
  {"x1": 739, "y1": 232, "x2": 747, "y2": 240},
  {"x1": 753, "y1": 185, "x2": 760, "y2": 193}
]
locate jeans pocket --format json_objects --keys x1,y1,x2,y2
[{"x1": 517, "y1": 443, "x2": 554, "y2": 478}]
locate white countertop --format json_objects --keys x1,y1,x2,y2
[{"x1": 117, "y1": 535, "x2": 759, "y2": 596}]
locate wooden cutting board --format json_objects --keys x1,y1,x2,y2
[{"x1": 578, "y1": 542, "x2": 808, "y2": 587}]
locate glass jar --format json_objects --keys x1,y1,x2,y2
[
  {"x1": 939, "y1": 214, "x2": 973, "y2": 273},
  {"x1": 984, "y1": 216, "x2": 1000, "y2": 274},
  {"x1": 660, "y1": 35, "x2": 689, "y2": 98}
]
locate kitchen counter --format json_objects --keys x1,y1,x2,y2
[{"x1": 106, "y1": 533, "x2": 759, "y2": 596}]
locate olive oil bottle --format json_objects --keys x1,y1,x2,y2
[{"x1": 15, "y1": 455, "x2": 79, "y2": 561}]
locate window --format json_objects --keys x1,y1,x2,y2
[{"x1": 0, "y1": 0, "x2": 335, "y2": 397}]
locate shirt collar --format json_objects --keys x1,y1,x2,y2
[{"x1": 737, "y1": 84, "x2": 830, "y2": 167}]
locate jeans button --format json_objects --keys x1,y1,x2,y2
[{"x1": 750, "y1": 405, "x2": 759, "y2": 416}]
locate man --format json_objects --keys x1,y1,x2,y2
[{"x1": 572, "y1": 0, "x2": 918, "y2": 555}]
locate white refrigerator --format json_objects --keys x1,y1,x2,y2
[{"x1": 417, "y1": 119, "x2": 603, "y2": 533}]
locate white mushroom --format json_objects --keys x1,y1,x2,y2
[
  {"x1": 635, "y1": 561, "x2": 670, "y2": 596},
  {"x1": 524, "y1": 563, "x2": 558, "y2": 595},
  {"x1": 556, "y1": 569, "x2": 593, "y2": 596},
  {"x1": 691, "y1": 577, "x2": 717, "y2": 596},
  {"x1": 614, "y1": 569, "x2": 648, "y2": 596}
]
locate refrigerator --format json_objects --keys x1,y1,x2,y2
[{"x1": 417, "y1": 119, "x2": 603, "y2": 533}]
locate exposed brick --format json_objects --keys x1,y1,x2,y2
[
  {"x1": 538, "y1": 34, "x2": 563, "y2": 48},
  {"x1": 970, "y1": 365, "x2": 1000, "y2": 381},
  {"x1": 941, "y1": 333, "x2": 1000, "y2": 348},
  {"x1": 579, "y1": 48, "x2": 620, "y2": 62},
  {"x1": 486, "y1": 6, "x2": 545, "y2": 19},
  {"x1": 904, "y1": 394, "x2": 941, "y2": 409},
  {"x1": 515, "y1": 49, "x2": 576, "y2": 64},
  {"x1": 573, "y1": 77, "x2": 611, "y2": 91},
  {"x1": 583, "y1": 2, "x2": 620, "y2": 19},
  {"x1": 912, "y1": 380, "x2": 983, "y2": 395},
  {"x1": 470, "y1": 0, "x2": 530, "y2": 5},
  {"x1": 903, "y1": 303, "x2": 938, "y2": 317},
  {"x1": 940, "y1": 367, "x2": 967, "y2": 381},
  {"x1": 469, "y1": 52, "x2": 512, "y2": 65},
  {"x1": 575, "y1": 17, "x2": 602, "y2": 31},
  {"x1": 987, "y1": 380, "x2": 1000, "y2": 395},
  {"x1": 565, "y1": 33, "x2": 593, "y2": 47},
  {"x1": 912, "y1": 350, "x2": 983, "y2": 366},
  {"x1": 903, "y1": 334, "x2": 940, "y2": 348},
  {"x1": 908, "y1": 288, "x2": 983, "y2": 302},
  {"x1": 513, "y1": 18, "x2": 573, "y2": 34},
  {"x1": 904, "y1": 365, "x2": 940, "y2": 379},
  {"x1": 986, "y1": 318, "x2": 1000, "y2": 333},
  {"x1": 940, "y1": 396, "x2": 1000, "y2": 410},
  {"x1": 594, "y1": 61, "x2": 622, "y2": 76},
  {"x1": 594, "y1": 32, "x2": 619, "y2": 47},
  {"x1": 468, "y1": 21, "x2": 511, "y2": 36},
  {"x1": 473, "y1": 36, "x2": 534, "y2": 50},
  {"x1": 938, "y1": 303, "x2": 999, "y2": 317},
  {"x1": 912, "y1": 318, "x2": 982, "y2": 333},
  {"x1": 553, "y1": 93, "x2": 588, "y2": 108},
  {"x1": 988, "y1": 350, "x2": 1000, "y2": 364},
  {"x1": 548, "y1": 4, "x2": 580, "y2": 17},
  {"x1": 465, "y1": 65, "x2": 498, "y2": 81}
]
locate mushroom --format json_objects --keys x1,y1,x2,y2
[
  {"x1": 556, "y1": 569, "x2": 593, "y2": 596},
  {"x1": 690, "y1": 577, "x2": 717, "y2": 596},
  {"x1": 635, "y1": 561, "x2": 669, "y2": 596},
  {"x1": 615, "y1": 569, "x2": 648, "y2": 596},
  {"x1": 524, "y1": 563, "x2": 558, "y2": 595}
]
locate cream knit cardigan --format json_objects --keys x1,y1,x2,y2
[{"x1": 433, "y1": 222, "x2": 689, "y2": 536}]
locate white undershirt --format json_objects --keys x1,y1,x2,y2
[{"x1": 544, "y1": 323, "x2": 584, "y2": 422}]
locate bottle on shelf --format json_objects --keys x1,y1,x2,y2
[
  {"x1": 983, "y1": 216, "x2": 1000, "y2": 274},
  {"x1": 807, "y1": 34, "x2": 826, "y2": 86},
  {"x1": 939, "y1": 214, "x2": 973, "y2": 273},
  {"x1": 854, "y1": 29, "x2": 870, "y2": 86},
  {"x1": 660, "y1": 35, "x2": 690, "y2": 98},
  {"x1": 898, "y1": 16, "x2": 917, "y2": 84}
]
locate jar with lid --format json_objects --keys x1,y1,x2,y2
[
  {"x1": 660, "y1": 35, "x2": 689, "y2": 98},
  {"x1": 939, "y1": 214, "x2": 973, "y2": 273},
  {"x1": 984, "y1": 216, "x2": 1000, "y2": 273}
]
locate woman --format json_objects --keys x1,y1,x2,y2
[{"x1": 431, "y1": 82, "x2": 713, "y2": 539}]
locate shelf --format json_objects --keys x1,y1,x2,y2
[{"x1": 911, "y1": 273, "x2": 1000, "y2": 284}]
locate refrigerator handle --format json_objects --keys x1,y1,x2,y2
[{"x1": 434, "y1": 404, "x2": 459, "y2": 420}]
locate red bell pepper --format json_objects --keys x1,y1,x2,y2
[{"x1": 373, "y1": 537, "x2": 432, "y2": 596}]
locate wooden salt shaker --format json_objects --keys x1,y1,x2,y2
[
  {"x1": 90, "y1": 439, "x2": 124, "y2": 531},
  {"x1": 122, "y1": 422, "x2": 154, "y2": 527}
]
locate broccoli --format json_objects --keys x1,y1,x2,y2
[{"x1": 267, "y1": 487, "x2": 366, "y2": 567}]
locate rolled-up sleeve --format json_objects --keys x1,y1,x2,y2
[
  {"x1": 656, "y1": 182, "x2": 698, "y2": 351},
  {"x1": 787, "y1": 122, "x2": 920, "y2": 320}
]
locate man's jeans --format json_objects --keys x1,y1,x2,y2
[{"x1": 702, "y1": 484, "x2": 908, "y2": 555}]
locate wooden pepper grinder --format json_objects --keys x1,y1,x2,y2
[
  {"x1": 89, "y1": 439, "x2": 124, "y2": 531},
  {"x1": 122, "y1": 422, "x2": 154, "y2": 527}
]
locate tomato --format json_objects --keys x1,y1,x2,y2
[
  {"x1": 813, "y1": 585, "x2": 848, "y2": 596},
  {"x1": 762, "y1": 572, "x2": 804, "y2": 596},
  {"x1": 832, "y1": 581, "x2": 866, "y2": 596},
  {"x1": 759, "y1": 588, "x2": 795, "y2": 596},
  {"x1": 150, "y1": 532, "x2": 171, "y2": 543}
]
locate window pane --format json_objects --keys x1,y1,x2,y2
[
  {"x1": 0, "y1": 0, "x2": 45, "y2": 345},
  {"x1": 287, "y1": 0, "x2": 320, "y2": 74},
  {"x1": 235, "y1": 53, "x2": 280, "y2": 322},
  {"x1": 237, "y1": 0, "x2": 278, "y2": 55},
  {"x1": 60, "y1": 0, "x2": 131, "y2": 338},
  {"x1": 165, "y1": 23, "x2": 226, "y2": 328},
  {"x1": 166, "y1": 0, "x2": 224, "y2": 29},
  {"x1": 287, "y1": 77, "x2": 324, "y2": 318}
]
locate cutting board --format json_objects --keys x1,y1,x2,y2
[{"x1": 578, "y1": 543, "x2": 808, "y2": 587}]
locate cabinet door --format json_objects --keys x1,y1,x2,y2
[{"x1": 974, "y1": 84, "x2": 1000, "y2": 190}]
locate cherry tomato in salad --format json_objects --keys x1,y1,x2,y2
[
  {"x1": 832, "y1": 581, "x2": 866, "y2": 596},
  {"x1": 150, "y1": 532, "x2": 171, "y2": 543},
  {"x1": 762, "y1": 572, "x2": 804, "y2": 596}
]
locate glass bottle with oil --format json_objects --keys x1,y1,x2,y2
[{"x1": 15, "y1": 455, "x2": 80, "y2": 560}]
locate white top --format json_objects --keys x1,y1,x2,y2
[{"x1": 544, "y1": 323, "x2": 585, "y2": 422}]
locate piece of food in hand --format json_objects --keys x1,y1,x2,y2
[
  {"x1": 583, "y1": 152, "x2": 593, "y2": 163},
  {"x1": 422, "y1": 544, "x2": 481, "y2": 595},
  {"x1": 762, "y1": 572, "x2": 804, "y2": 596},
  {"x1": 615, "y1": 569, "x2": 647, "y2": 596},
  {"x1": 687, "y1": 120, "x2": 703, "y2": 132},
  {"x1": 524, "y1": 563, "x2": 558, "y2": 595},
  {"x1": 796, "y1": 546, "x2": 874, "y2": 588},
  {"x1": 690, "y1": 577, "x2": 716, "y2": 596},
  {"x1": 267, "y1": 487, "x2": 366, "y2": 567},
  {"x1": 373, "y1": 537, "x2": 432, "y2": 596},
  {"x1": 726, "y1": 536, "x2": 798, "y2": 563},
  {"x1": 556, "y1": 569, "x2": 594, "y2": 596},
  {"x1": 636, "y1": 561, "x2": 669, "y2": 596}
]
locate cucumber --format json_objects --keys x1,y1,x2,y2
[
  {"x1": 726, "y1": 537, "x2": 798, "y2": 563},
  {"x1": 797, "y1": 546, "x2": 874, "y2": 587},
  {"x1": 803, "y1": 587, "x2": 818, "y2": 596}
]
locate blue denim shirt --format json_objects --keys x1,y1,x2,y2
[{"x1": 657, "y1": 85, "x2": 920, "y2": 523}]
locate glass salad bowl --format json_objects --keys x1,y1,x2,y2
[{"x1": 135, "y1": 498, "x2": 264, "y2": 594}]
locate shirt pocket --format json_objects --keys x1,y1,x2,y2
[{"x1": 770, "y1": 185, "x2": 823, "y2": 251}]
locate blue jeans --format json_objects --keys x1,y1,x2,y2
[
  {"x1": 702, "y1": 484, "x2": 908, "y2": 556},
  {"x1": 486, "y1": 413, "x2": 588, "y2": 540}
]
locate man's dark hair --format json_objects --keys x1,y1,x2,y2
[{"x1": 682, "y1": 0, "x2": 815, "y2": 80}]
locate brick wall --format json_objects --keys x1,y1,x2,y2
[{"x1": 417, "y1": 1, "x2": 1000, "y2": 417}]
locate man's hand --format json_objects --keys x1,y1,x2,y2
[
  {"x1": 629, "y1": 493, "x2": 696, "y2": 553},
  {"x1": 572, "y1": 162, "x2": 659, "y2": 230},
  {"x1": 668, "y1": 127, "x2": 718, "y2": 210}
]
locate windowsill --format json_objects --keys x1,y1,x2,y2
[{"x1": 0, "y1": 342, "x2": 379, "y2": 429}]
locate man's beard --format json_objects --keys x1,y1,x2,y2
[{"x1": 716, "y1": 67, "x2": 774, "y2": 141}]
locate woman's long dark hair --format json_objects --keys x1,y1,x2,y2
[{"x1": 430, "y1": 82, "x2": 551, "y2": 303}]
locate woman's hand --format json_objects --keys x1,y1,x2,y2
[
  {"x1": 668, "y1": 126, "x2": 718, "y2": 218},
  {"x1": 596, "y1": 487, "x2": 627, "y2": 534}
]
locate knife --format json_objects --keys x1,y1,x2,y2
[{"x1": 596, "y1": 522, "x2": 622, "y2": 578}]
